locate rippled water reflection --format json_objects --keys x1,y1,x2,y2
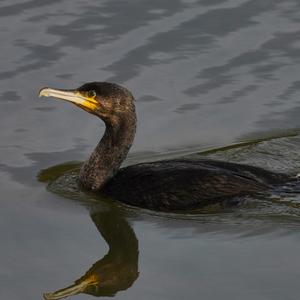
[{"x1": 1, "y1": 0, "x2": 300, "y2": 299}]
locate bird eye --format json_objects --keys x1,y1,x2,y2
[{"x1": 88, "y1": 90, "x2": 96, "y2": 98}]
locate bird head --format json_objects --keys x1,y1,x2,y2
[{"x1": 39, "y1": 82, "x2": 135, "y2": 124}]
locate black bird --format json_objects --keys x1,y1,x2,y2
[{"x1": 39, "y1": 82, "x2": 296, "y2": 211}]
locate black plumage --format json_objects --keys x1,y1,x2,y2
[
  {"x1": 39, "y1": 82, "x2": 295, "y2": 211},
  {"x1": 103, "y1": 159, "x2": 290, "y2": 210}
]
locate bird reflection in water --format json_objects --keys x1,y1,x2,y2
[{"x1": 43, "y1": 204, "x2": 139, "y2": 299}]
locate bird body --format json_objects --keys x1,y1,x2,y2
[
  {"x1": 102, "y1": 159, "x2": 290, "y2": 211},
  {"x1": 39, "y1": 82, "x2": 296, "y2": 211}
]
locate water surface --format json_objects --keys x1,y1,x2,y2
[{"x1": 1, "y1": 0, "x2": 300, "y2": 299}]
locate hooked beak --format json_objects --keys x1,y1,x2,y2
[{"x1": 39, "y1": 88, "x2": 99, "y2": 113}]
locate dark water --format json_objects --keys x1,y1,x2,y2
[{"x1": 1, "y1": 0, "x2": 300, "y2": 299}]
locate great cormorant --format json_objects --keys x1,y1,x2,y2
[{"x1": 39, "y1": 82, "x2": 295, "y2": 211}]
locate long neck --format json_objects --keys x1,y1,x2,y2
[{"x1": 79, "y1": 110, "x2": 136, "y2": 191}]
